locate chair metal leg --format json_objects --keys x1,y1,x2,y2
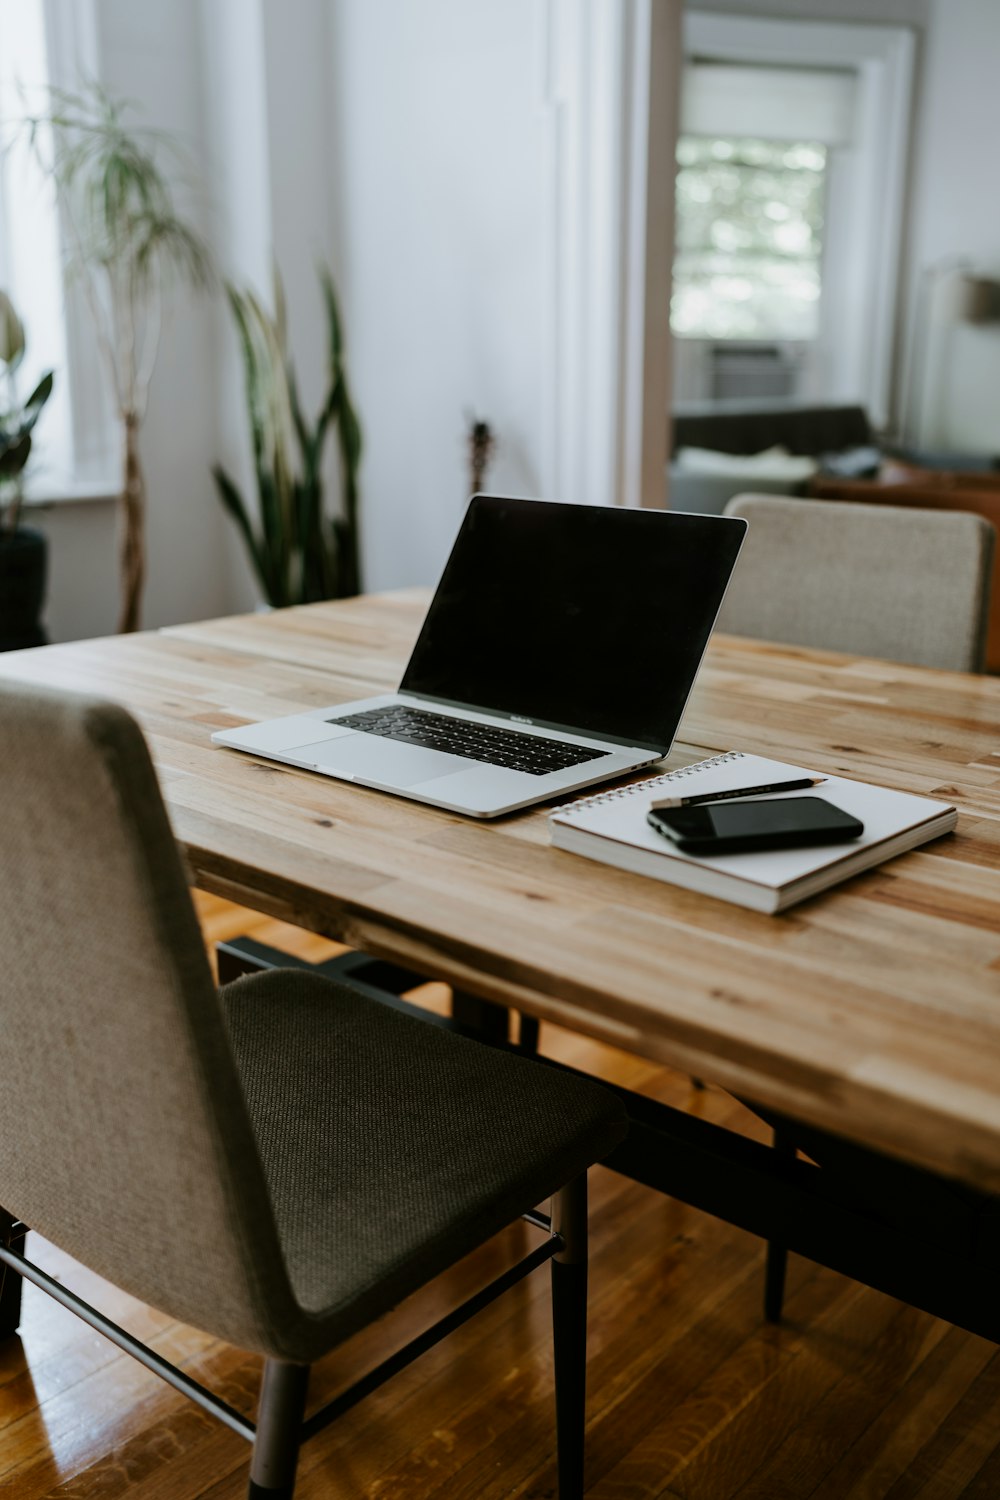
[
  {"x1": 248, "y1": 1359, "x2": 310, "y2": 1498},
  {"x1": 551, "y1": 1175, "x2": 588, "y2": 1500},
  {"x1": 764, "y1": 1124, "x2": 795, "y2": 1322},
  {"x1": 450, "y1": 989, "x2": 510, "y2": 1041},
  {"x1": 519, "y1": 1013, "x2": 541, "y2": 1053},
  {"x1": 0, "y1": 1211, "x2": 25, "y2": 1338},
  {"x1": 764, "y1": 1240, "x2": 788, "y2": 1323}
]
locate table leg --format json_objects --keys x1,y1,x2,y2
[
  {"x1": 450, "y1": 990, "x2": 510, "y2": 1042},
  {"x1": 764, "y1": 1124, "x2": 796, "y2": 1323},
  {"x1": 519, "y1": 1014, "x2": 541, "y2": 1053}
]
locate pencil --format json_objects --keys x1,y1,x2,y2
[{"x1": 650, "y1": 776, "x2": 827, "y2": 810}]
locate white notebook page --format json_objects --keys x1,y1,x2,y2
[{"x1": 551, "y1": 752, "x2": 954, "y2": 894}]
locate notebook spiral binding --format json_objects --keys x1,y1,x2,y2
[{"x1": 553, "y1": 751, "x2": 744, "y2": 815}]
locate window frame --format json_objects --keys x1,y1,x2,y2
[
  {"x1": 0, "y1": 0, "x2": 119, "y2": 499},
  {"x1": 680, "y1": 12, "x2": 916, "y2": 428}
]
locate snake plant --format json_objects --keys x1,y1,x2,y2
[{"x1": 213, "y1": 267, "x2": 362, "y2": 608}]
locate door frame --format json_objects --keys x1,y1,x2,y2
[{"x1": 541, "y1": 0, "x2": 682, "y2": 510}]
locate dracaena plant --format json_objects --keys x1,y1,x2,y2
[
  {"x1": 0, "y1": 290, "x2": 54, "y2": 538},
  {"x1": 20, "y1": 84, "x2": 212, "y2": 630},
  {"x1": 213, "y1": 266, "x2": 362, "y2": 607}
]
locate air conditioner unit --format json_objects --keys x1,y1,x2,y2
[{"x1": 711, "y1": 344, "x2": 800, "y2": 402}]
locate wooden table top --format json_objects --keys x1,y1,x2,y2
[{"x1": 6, "y1": 590, "x2": 1000, "y2": 1189}]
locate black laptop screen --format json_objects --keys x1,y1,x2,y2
[{"x1": 399, "y1": 496, "x2": 746, "y2": 751}]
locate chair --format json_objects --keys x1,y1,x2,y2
[
  {"x1": 717, "y1": 493, "x2": 995, "y2": 672},
  {"x1": 808, "y1": 475, "x2": 1000, "y2": 670},
  {"x1": 0, "y1": 680, "x2": 627, "y2": 1498},
  {"x1": 715, "y1": 494, "x2": 997, "y2": 1327}
]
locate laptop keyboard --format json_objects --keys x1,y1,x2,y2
[{"x1": 329, "y1": 705, "x2": 611, "y2": 776}]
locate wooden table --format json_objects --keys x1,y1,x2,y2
[{"x1": 6, "y1": 589, "x2": 1000, "y2": 1194}]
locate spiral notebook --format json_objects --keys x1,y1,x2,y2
[{"x1": 548, "y1": 752, "x2": 957, "y2": 913}]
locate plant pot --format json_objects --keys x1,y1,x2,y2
[{"x1": 0, "y1": 527, "x2": 48, "y2": 651}]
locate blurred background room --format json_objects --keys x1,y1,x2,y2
[{"x1": 0, "y1": 0, "x2": 998, "y2": 649}]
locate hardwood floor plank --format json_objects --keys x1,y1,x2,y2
[
  {"x1": 807, "y1": 1326, "x2": 998, "y2": 1500},
  {"x1": 730, "y1": 1306, "x2": 949, "y2": 1499},
  {"x1": 959, "y1": 1425, "x2": 1000, "y2": 1498},
  {"x1": 579, "y1": 1263, "x2": 852, "y2": 1500},
  {"x1": 881, "y1": 1349, "x2": 1000, "y2": 1500}
]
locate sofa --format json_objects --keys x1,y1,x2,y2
[{"x1": 668, "y1": 402, "x2": 875, "y2": 515}]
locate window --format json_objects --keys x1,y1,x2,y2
[
  {"x1": 671, "y1": 16, "x2": 915, "y2": 425},
  {"x1": 672, "y1": 135, "x2": 826, "y2": 343},
  {"x1": 0, "y1": 0, "x2": 73, "y2": 486},
  {"x1": 0, "y1": 0, "x2": 114, "y2": 493}
]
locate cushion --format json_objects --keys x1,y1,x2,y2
[
  {"x1": 675, "y1": 444, "x2": 817, "y2": 483},
  {"x1": 221, "y1": 969, "x2": 627, "y2": 1353}
]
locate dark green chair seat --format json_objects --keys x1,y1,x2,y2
[{"x1": 221, "y1": 967, "x2": 624, "y2": 1354}]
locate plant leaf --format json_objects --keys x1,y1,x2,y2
[
  {"x1": 212, "y1": 462, "x2": 274, "y2": 603},
  {"x1": 217, "y1": 261, "x2": 363, "y2": 603}
]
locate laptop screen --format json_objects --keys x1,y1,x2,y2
[{"x1": 399, "y1": 496, "x2": 746, "y2": 751}]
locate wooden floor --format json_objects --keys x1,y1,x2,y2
[{"x1": 3, "y1": 896, "x2": 1000, "y2": 1499}]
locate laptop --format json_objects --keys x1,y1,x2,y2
[{"x1": 212, "y1": 495, "x2": 747, "y2": 817}]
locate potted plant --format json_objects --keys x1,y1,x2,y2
[
  {"x1": 22, "y1": 85, "x2": 212, "y2": 632},
  {"x1": 213, "y1": 266, "x2": 362, "y2": 606},
  {"x1": 0, "y1": 290, "x2": 54, "y2": 651}
]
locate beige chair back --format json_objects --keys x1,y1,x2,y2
[
  {"x1": 718, "y1": 495, "x2": 995, "y2": 672},
  {"x1": 0, "y1": 681, "x2": 296, "y2": 1353}
]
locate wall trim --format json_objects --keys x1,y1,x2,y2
[{"x1": 542, "y1": 0, "x2": 681, "y2": 509}]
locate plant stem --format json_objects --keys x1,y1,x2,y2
[
  {"x1": 119, "y1": 412, "x2": 145, "y2": 632},
  {"x1": 5, "y1": 481, "x2": 24, "y2": 537},
  {"x1": 2, "y1": 366, "x2": 15, "y2": 533}
]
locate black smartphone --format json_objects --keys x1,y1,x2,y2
[{"x1": 646, "y1": 795, "x2": 864, "y2": 855}]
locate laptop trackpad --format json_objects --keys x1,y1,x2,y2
[{"x1": 295, "y1": 733, "x2": 469, "y2": 786}]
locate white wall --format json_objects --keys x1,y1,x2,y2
[
  {"x1": 26, "y1": 496, "x2": 118, "y2": 643},
  {"x1": 198, "y1": 0, "x2": 340, "y2": 616},
  {"x1": 30, "y1": 0, "x2": 237, "y2": 641},
  {"x1": 328, "y1": 0, "x2": 550, "y2": 591},
  {"x1": 203, "y1": 0, "x2": 555, "y2": 602},
  {"x1": 94, "y1": 0, "x2": 234, "y2": 632},
  {"x1": 903, "y1": 0, "x2": 1000, "y2": 451},
  {"x1": 195, "y1": 0, "x2": 271, "y2": 618}
]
